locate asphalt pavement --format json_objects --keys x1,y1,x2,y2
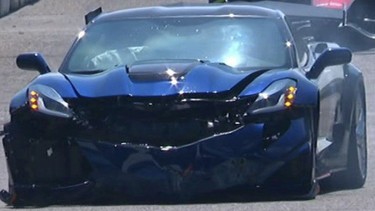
[{"x1": 0, "y1": 0, "x2": 374, "y2": 210}]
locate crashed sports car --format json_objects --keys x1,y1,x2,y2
[{"x1": 0, "y1": 2, "x2": 367, "y2": 206}]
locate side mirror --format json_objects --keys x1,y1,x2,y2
[
  {"x1": 306, "y1": 48, "x2": 352, "y2": 79},
  {"x1": 16, "y1": 53, "x2": 51, "y2": 74}
]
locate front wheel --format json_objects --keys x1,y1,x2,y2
[
  {"x1": 342, "y1": 81, "x2": 367, "y2": 188},
  {"x1": 326, "y1": 80, "x2": 367, "y2": 189}
]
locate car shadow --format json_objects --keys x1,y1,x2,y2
[{"x1": 12, "y1": 184, "x2": 363, "y2": 208}]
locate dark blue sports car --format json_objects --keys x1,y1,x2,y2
[{"x1": 0, "y1": 2, "x2": 367, "y2": 206}]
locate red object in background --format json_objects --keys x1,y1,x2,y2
[{"x1": 312, "y1": 0, "x2": 354, "y2": 9}]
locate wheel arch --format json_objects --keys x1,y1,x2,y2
[{"x1": 340, "y1": 63, "x2": 366, "y2": 166}]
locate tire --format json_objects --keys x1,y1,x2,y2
[
  {"x1": 0, "y1": 0, "x2": 10, "y2": 17},
  {"x1": 324, "y1": 79, "x2": 367, "y2": 189},
  {"x1": 341, "y1": 80, "x2": 367, "y2": 188}
]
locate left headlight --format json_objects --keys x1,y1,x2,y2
[
  {"x1": 248, "y1": 79, "x2": 297, "y2": 115},
  {"x1": 28, "y1": 84, "x2": 73, "y2": 118}
]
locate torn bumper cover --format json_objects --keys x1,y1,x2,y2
[{"x1": 1, "y1": 116, "x2": 314, "y2": 204}]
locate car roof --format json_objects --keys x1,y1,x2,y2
[{"x1": 94, "y1": 4, "x2": 284, "y2": 23}]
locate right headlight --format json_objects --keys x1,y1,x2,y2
[
  {"x1": 28, "y1": 84, "x2": 73, "y2": 118},
  {"x1": 248, "y1": 79, "x2": 297, "y2": 115}
]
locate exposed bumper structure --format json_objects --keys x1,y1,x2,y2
[{"x1": 1, "y1": 116, "x2": 314, "y2": 205}]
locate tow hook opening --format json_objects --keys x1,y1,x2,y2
[{"x1": 262, "y1": 118, "x2": 291, "y2": 148}]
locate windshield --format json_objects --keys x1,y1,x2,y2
[{"x1": 62, "y1": 17, "x2": 293, "y2": 73}]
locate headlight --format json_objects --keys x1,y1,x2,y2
[
  {"x1": 249, "y1": 79, "x2": 297, "y2": 115},
  {"x1": 28, "y1": 84, "x2": 73, "y2": 118}
]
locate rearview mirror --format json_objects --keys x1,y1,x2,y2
[
  {"x1": 16, "y1": 53, "x2": 51, "y2": 74},
  {"x1": 307, "y1": 48, "x2": 352, "y2": 79}
]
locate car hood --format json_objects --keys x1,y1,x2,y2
[{"x1": 65, "y1": 61, "x2": 268, "y2": 98}]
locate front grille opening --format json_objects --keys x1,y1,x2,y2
[
  {"x1": 262, "y1": 117, "x2": 291, "y2": 148},
  {"x1": 68, "y1": 96, "x2": 255, "y2": 146}
]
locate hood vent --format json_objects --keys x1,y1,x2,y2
[{"x1": 128, "y1": 60, "x2": 202, "y2": 82}]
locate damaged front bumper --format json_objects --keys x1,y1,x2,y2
[{"x1": 1, "y1": 116, "x2": 314, "y2": 205}]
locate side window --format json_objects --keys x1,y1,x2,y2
[
  {"x1": 286, "y1": 17, "x2": 310, "y2": 67},
  {"x1": 293, "y1": 35, "x2": 309, "y2": 67}
]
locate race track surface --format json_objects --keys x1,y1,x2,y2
[{"x1": 0, "y1": 0, "x2": 374, "y2": 210}]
